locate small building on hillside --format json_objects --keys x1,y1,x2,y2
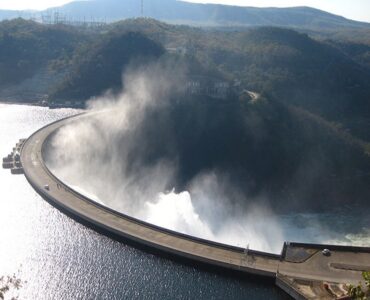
[{"x1": 186, "y1": 75, "x2": 231, "y2": 99}]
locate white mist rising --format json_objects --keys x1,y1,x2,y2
[
  {"x1": 45, "y1": 62, "x2": 286, "y2": 253},
  {"x1": 47, "y1": 62, "x2": 180, "y2": 218},
  {"x1": 147, "y1": 188, "x2": 284, "y2": 253}
]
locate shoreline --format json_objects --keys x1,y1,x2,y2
[
  {"x1": 0, "y1": 100, "x2": 85, "y2": 110},
  {"x1": 0, "y1": 100, "x2": 41, "y2": 107}
]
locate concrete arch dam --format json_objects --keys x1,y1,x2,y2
[{"x1": 20, "y1": 113, "x2": 370, "y2": 299}]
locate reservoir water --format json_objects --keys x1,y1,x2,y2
[{"x1": 0, "y1": 104, "x2": 285, "y2": 299}]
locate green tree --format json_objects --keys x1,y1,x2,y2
[{"x1": 348, "y1": 272, "x2": 370, "y2": 300}]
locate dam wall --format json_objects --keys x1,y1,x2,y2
[{"x1": 20, "y1": 112, "x2": 370, "y2": 299}]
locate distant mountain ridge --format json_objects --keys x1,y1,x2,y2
[{"x1": 1, "y1": 0, "x2": 370, "y2": 30}]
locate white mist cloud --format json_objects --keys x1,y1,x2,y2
[
  {"x1": 144, "y1": 188, "x2": 284, "y2": 253},
  {"x1": 45, "y1": 61, "x2": 286, "y2": 253},
  {"x1": 145, "y1": 191, "x2": 214, "y2": 239}
]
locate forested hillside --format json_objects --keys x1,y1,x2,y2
[
  {"x1": 0, "y1": 18, "x2": 87, "y2": 86},
  {"x1": 78, "y1": 19, "x2": 370, "y2": 140},
  {"x1": 50, "y1": 32, "x2": 164, "y2": 100},
  {"x1": 1, "y1": 18, "x2": 370, "y2": 139},
  {"x1": 121, "y1": 93, "x2": 370, "y2": 211},
  {"x1": 1, "y1": 18, "x2": 370, "y2": 211}
]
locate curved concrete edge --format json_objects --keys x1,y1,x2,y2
[
  {"x1": 41, "y1": 127, "x2": 281, "y2": 260},
  {"x1": 20, "y1": 112, "x2": 370, "y2": 294},
  {"x1": 20, "y1": 112, "x2": 280, "y2": 279},
  {"x1": 28, "y1": 175, "x2": 273, "y2": 278}
]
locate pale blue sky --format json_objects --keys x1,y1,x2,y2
[
  {"x1": 0, "y1": 0, "x2": 369, "y2": 23},
  {"x1": 0, "y1": 0, "x2": 73, "y2": 11}
]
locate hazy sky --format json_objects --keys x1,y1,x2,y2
[
  {"x1": 0, "y1": 0, "x2": 370, "y2": 23},
  {"x1": 187, "y1": 0, "x2": 370, "y2": 22},
  {"x1": 0, "y1": 0, "x2": 73, "y2": 11}
]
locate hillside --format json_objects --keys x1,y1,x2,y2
[
  {"x1": 1, "y1": 1, "x2": 370, "y2": 31},
  {"x1": 50, "y1": 31, "x2": 164, "y2": 101},
  {"x1": 48, "y1": 19, "x2": 370, "y2": 141},
  {"x1": 1, "y1": 18, "x2": 370, "y2": 211},
  {"x1": 0, "y1": 18, "x2": 89, "y2": 101},
  {"x1": 43, "y1": 0, "x2": 370, "y2": 30},
  {"x1": 164, "y1": 97, "x2": 370, "y2": 211},
  {"x1": 2, "y1": 18, "x2": 369, "y2": 141},
  {"x1": 221, "y1": 27, "x2": 370, "y2": 140}
]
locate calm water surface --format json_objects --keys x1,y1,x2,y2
[{"x1": 0, "y1": 104, "x2": 286, "y2": 299}]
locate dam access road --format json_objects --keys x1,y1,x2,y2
[{"x1": 18, "y1": 113, "x2": 370, "y2": 300}]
